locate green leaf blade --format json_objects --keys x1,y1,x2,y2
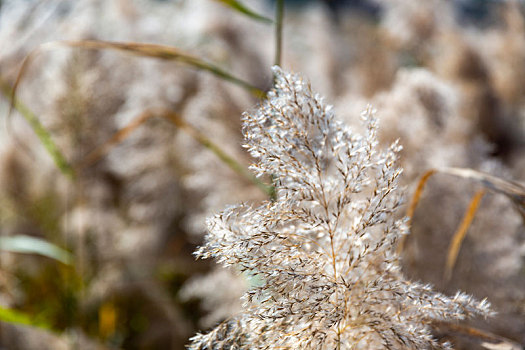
[
  {"x1": 0, "y1": 235, "x2": 72, "y2": 265},
  {"x1": 216, "y1": 0, "x2": 273, "y2": 23}
]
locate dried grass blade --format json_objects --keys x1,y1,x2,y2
[
  {"x1": 397, "y1": 169, "x2": 437, "y2": 254},
  {"x1": 215, "y1": 0, "x2": 273, "y2": 23},
  {"x1": 79, "y1": 111, "x2": 155, "y2": 169},
  {"x1": 444, "y1": 189, "x2": 485, "y2": 282},
  {"x1": 61, "y1": 40, "x2": 266, "y2": 98},
  {"x1": 407, "y1": 169, "x2": 438, "y2": 221}
]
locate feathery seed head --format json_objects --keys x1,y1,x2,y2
[{"x1": 189, "y1": 67, "x2": 492, "y2": 350}]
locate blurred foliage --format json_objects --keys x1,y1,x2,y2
[
  {"x1": 14, "y1": 263, "x2": 83, "y2": 331},
  {"x1": 0, "y1": 306, "x2": 53, "y2": 330}
]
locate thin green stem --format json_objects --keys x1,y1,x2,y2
[
  {"x1": 186, "y1": 57, "x2": 266, "y2": 98},
  {"x1": 274, "y1": 0, "x2": 285, "y2": 67}
]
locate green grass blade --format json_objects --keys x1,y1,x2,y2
[
  {"x1": 0, "y1": 235, "x2": 72, "y2": 265},
  {"x1": 216, "y1": 0, "x2": 273, "y2": 23},
  {"x1": 0, "y1": 306, "x2": 53, "y2": 330},
  {"x1": 0, "y1": 78, "x2": 75, "y2": 179}
]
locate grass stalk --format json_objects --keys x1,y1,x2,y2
[{"x1": 274, "y1": 0, "x2": 285, "y2": 67}]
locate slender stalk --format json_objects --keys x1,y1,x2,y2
[
  {"x1": 267, "y1": 0, "x2": 286, "y2": 198},
  {"x1": 274, "y1": 0, "x2": 285, "y2": 67}
]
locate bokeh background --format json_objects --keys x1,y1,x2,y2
[{"x1": 0, "y1": 0, "x2": 524, "y2": 349}]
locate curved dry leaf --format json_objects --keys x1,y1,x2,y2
[{"x1": 444, "y1": 189, "x2": 485, "y2": 282}]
